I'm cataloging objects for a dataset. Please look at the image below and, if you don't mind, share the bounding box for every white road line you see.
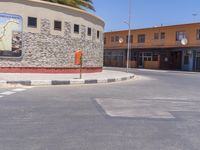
[0,95,4,98]
[0,91,16,95]
[24,87,33,89]
[137,69,168,73]
[12,88,27,92]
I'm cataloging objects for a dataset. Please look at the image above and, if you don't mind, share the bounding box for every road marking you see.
[12,88,27,92]
[96,98,200,119]
[0,95,3,98]
[0,91,16,95]
[137,69,168,73]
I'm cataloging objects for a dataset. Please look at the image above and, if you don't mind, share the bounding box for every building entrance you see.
[138,52,153,68]
[138,53,144,68]
[170,51,182,70]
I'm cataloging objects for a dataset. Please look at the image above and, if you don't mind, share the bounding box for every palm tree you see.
[42,0,95,11]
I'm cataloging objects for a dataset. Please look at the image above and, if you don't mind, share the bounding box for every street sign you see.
[75,50,82,65]
[75,49,83,79]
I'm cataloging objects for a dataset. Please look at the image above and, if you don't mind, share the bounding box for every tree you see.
[42,0,95,11]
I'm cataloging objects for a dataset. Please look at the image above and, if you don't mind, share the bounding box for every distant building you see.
[104,23,200,71]
[0,0,104,73]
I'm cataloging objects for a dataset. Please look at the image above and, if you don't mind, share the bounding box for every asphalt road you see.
[0,68,200,150]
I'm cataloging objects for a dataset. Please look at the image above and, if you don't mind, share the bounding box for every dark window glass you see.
[115,36,119,42]
[130,35,133,43]
[74,24,79,33]
[130,52,137,61]
[54,21,62,31]
[28,17,37,28]
[196,29,200,40]
[176,31,186,41]
[126,35,133,43]
[104,38,106,45]
[161,32,165,39]
[154,33,159,40]
[88,27,92,36]
[111,36,114,42]
[153,54,159,61]
[138,34,145,43]
[97,30,100,39]
[144,52,152,56]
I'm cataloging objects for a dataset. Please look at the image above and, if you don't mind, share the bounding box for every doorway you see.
[138,53,144,68]
[170,51,182,70]
[138,52,153,68]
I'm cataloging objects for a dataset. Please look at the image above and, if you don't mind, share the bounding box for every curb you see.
[0,75,135,86]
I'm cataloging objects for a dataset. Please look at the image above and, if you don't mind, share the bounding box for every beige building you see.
[104,23,200,71]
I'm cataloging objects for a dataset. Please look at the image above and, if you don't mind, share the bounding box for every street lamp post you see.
[125,0,132,73]
[192,13,198,23]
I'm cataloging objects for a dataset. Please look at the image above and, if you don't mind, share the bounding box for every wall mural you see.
[0,13,22,57]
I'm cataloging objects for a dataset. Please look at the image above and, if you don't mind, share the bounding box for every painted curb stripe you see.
[1,75,135,86]
[31,80,51,86]
[52,80,70,85]
[7,81,31,86]
[85,80,98,84]
[121,77,128,81]
[107,79,116,83]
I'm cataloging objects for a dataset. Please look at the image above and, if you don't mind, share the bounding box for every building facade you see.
[104,23,200,71]
[0,0,104,73]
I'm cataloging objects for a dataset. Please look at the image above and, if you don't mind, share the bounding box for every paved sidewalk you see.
[0,70,134,86]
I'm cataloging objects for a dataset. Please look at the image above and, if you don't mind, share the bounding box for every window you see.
[111,36,114,42]
[74,24,79,33]
[176,31,186,41]
[28,17,37,28]
[154,33,159,40]
[130,52,137,61]
[87,27,92,36]
[126,35,133,43]
[196,29,200,40]
[115,36,119,42]
[144,52,152,57]
[153,53,159,61]
[130,35,133,43]
[138,34,145,43]
[161,32,165,39]
[54,21,62,31]
[97,30,100,39]
[143,52,152,61]
[104,38,106,45]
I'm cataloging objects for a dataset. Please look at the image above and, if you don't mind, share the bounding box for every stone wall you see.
[0,18,104,68]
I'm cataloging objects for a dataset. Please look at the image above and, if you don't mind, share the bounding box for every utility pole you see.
[126,0,132,73]
[192,13,198,23]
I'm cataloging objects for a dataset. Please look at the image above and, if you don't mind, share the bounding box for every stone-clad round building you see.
[0,0,104,73]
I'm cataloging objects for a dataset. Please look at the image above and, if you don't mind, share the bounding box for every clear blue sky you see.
[89,0,200,32]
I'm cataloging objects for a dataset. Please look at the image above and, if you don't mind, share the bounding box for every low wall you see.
[144,61,160,69]
[0,67,102,73]
[129,61,137,68]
